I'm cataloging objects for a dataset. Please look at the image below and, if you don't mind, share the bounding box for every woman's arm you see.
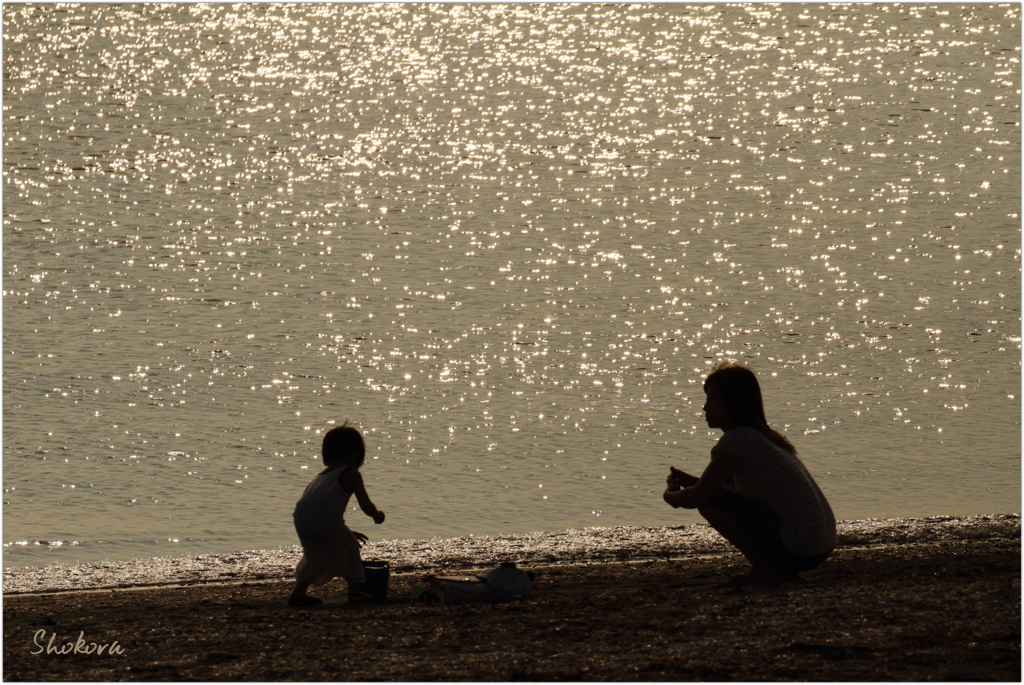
[663,452,740,509]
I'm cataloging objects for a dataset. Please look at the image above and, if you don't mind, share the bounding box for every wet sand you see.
[3,535,1019,681]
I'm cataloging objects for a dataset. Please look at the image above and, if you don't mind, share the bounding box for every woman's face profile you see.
[702,384,732,430]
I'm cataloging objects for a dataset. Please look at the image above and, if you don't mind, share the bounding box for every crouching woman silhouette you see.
[664,362,836,584]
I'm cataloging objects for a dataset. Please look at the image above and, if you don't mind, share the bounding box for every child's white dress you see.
[293,466,366,585]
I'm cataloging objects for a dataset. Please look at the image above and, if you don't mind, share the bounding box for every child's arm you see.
[340,468,386,524]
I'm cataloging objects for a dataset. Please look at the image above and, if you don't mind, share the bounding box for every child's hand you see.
[373,510,385,524]
[352,530,369,546]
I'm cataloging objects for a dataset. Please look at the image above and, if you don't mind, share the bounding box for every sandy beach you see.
[3,533,1019,682]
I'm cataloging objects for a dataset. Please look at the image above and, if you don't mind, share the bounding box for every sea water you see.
[3,3,1020,571]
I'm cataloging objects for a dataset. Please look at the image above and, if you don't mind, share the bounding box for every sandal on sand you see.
[288,596,323,607]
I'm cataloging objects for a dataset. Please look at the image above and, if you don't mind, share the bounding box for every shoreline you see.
[3,513,1019,596]
[3,534,1019,681]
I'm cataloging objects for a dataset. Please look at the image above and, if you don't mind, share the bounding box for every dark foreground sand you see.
[3,537,1019,682]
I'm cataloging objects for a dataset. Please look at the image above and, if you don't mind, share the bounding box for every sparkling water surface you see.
[3,3,1020,570]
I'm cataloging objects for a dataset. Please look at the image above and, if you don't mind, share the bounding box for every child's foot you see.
[288,595,323,608]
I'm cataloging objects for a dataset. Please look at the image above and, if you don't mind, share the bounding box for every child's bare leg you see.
[288,582,322,607]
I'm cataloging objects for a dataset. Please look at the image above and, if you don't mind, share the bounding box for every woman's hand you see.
[352,530,369,546]
[669,466,700,489]
[372,509,386,524]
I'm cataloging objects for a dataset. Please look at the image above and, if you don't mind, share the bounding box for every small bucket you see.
[359,560,390,602]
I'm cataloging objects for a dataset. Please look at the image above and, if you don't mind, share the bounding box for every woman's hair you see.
[703,361,797,454]
[322,422,366,465]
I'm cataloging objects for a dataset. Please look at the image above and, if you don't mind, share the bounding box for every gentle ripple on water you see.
[3,4,1020,568]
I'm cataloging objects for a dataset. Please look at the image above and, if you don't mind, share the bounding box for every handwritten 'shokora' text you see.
[31,630,126,656]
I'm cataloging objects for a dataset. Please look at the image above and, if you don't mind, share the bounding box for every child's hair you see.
[703,361,797,455]
[322,422,366,465]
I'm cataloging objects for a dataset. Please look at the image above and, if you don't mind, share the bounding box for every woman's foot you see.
[288,595,323,607]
